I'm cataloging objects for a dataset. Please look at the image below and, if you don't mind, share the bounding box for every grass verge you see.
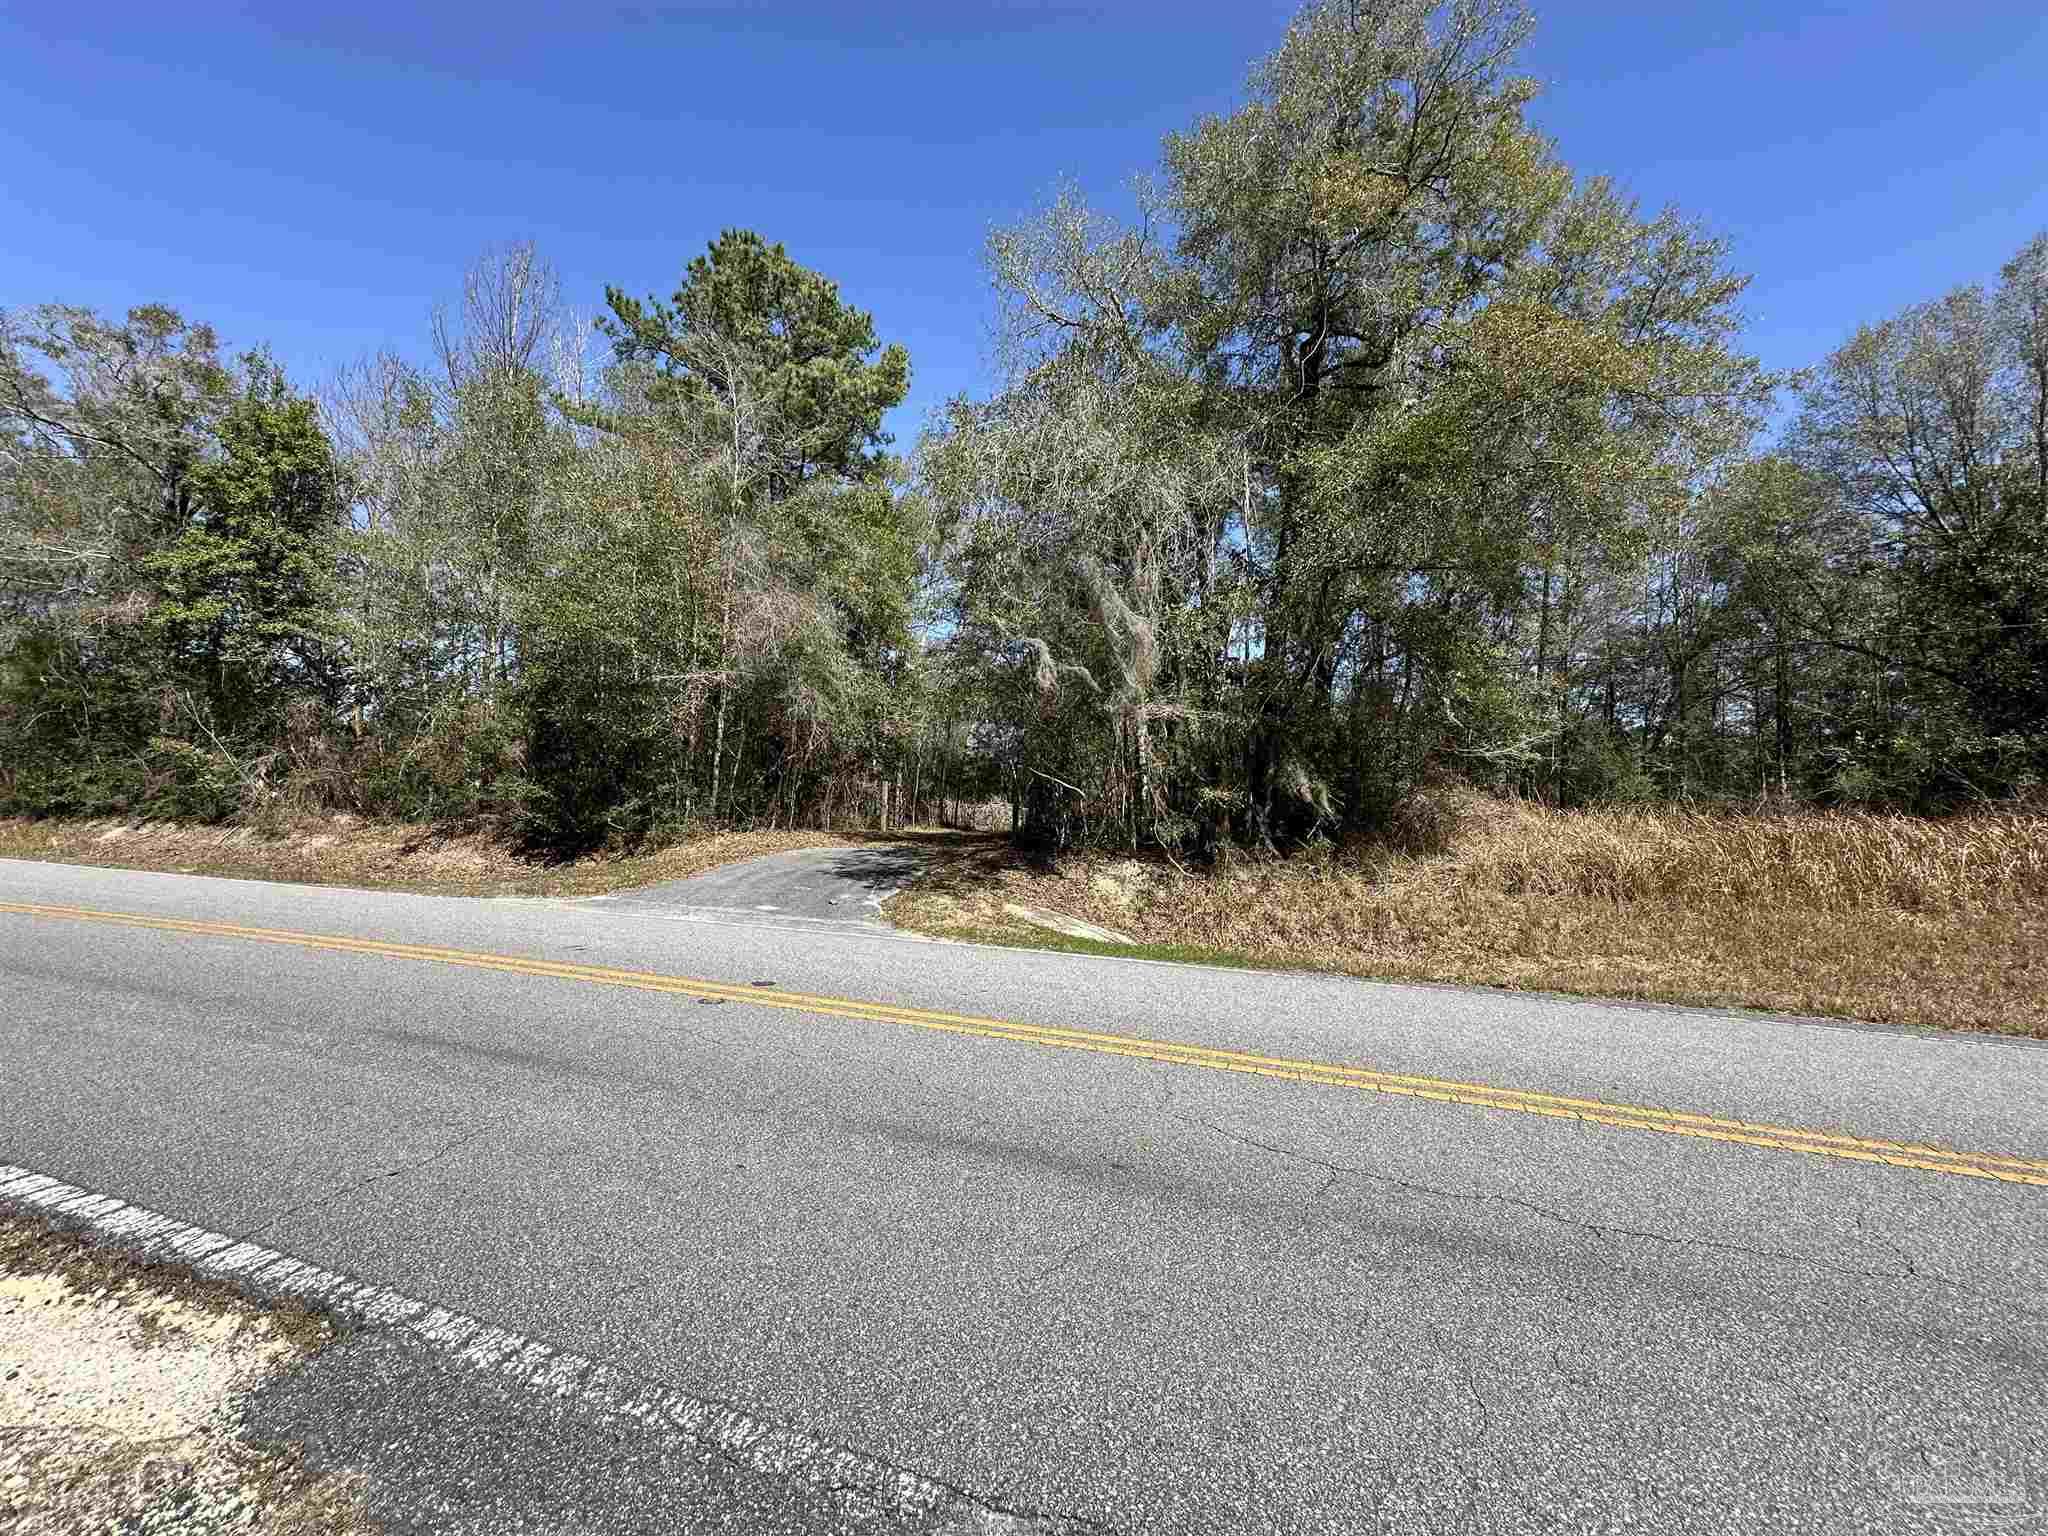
[0,814,865,899]
[8,804,2041,1037]
[886,798,2048,1038]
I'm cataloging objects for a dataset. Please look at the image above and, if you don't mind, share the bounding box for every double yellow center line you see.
[7,899,2046,1188]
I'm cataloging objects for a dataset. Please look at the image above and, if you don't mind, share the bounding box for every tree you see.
[924,0,1771,851]
[144,358,349,735]
[1,304,233,615]
[1781,230,2048,801]
[1,305,346,815]
[598,230,909,492]
[336,244,574,718]
[451,230,926,848]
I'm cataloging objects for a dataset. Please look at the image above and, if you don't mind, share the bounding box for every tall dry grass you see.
[891,795,2048,1036]
[1415,797,2048,913]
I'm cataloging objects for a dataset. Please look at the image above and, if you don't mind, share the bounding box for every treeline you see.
[2,237,964,849]
[5,0,2045,855]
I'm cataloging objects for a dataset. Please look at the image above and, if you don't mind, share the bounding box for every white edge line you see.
[0,1163,1027,1531]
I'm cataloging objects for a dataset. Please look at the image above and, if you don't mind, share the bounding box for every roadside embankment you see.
[887,797,2048,1037]
[0,815,862,900]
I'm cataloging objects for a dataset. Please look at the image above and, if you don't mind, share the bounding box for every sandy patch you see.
[0,1221,368,1534]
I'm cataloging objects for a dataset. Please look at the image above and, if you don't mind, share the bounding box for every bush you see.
[519,661,669,853]
[138,737,245,822]
[349,704,534,828]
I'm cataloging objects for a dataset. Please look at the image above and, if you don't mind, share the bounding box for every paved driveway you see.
[597,843,935,929]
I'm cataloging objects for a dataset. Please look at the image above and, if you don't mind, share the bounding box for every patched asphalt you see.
[242,1324,1074,1536]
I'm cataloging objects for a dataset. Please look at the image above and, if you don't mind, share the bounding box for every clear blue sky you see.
[7,2,2047,444]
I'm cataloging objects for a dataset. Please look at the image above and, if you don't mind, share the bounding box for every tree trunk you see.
[1773,619,1792,797]
[708,685,730,825]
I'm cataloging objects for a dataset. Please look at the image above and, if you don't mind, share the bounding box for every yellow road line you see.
[7,899,2045,1188]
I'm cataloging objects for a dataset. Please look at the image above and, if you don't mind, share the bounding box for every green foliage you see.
[519,646,666,850]
[2,309,348,820]
[487,229,927,850]
[136,736,245,821]
[142,359,348,734]
[597,229,910,484]
[3,7,2041,849]
[921,0,1773,851]
[344,704,535,826]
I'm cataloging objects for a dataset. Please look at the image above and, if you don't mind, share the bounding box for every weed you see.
[889,804,2048,1037]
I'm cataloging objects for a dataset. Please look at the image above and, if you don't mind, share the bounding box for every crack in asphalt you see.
[1018,1231,1103,1292]
[1181,1114,2045,1323]
[1416,1315,1550,1533]
[692,1001,1149,1194]
[669,1020,1151,1312]
[1855,1197,1922,1278]
[1422,1320,1491,1529]
[687,1026,2039,1337]
[239,1122,501,1243]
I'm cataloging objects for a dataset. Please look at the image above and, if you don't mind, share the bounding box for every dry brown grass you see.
[9,803,2041,1036]
[889,794,2048,1037]
[0,815,865,899]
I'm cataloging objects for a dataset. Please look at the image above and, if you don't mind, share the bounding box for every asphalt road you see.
[4,854,2046,1534]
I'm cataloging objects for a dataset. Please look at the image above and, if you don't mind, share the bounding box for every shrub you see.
[138,737,245,822]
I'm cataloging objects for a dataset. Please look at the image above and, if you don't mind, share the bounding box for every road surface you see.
[3,854,2045,1534]
[598,843,931,929]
